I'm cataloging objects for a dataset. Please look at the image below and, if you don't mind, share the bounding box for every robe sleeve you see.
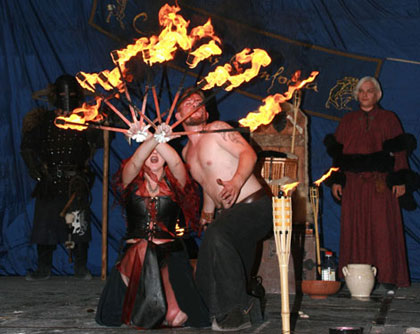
[384,111,409,172]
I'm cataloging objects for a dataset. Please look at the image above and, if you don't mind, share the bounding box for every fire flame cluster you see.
[54,97,103,130]
[55,2,319,135]
[199,48,271,91]
[77,4,222,94]
[238,71,319,131]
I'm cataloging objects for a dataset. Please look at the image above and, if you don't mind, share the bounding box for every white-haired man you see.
[325,76,413,290]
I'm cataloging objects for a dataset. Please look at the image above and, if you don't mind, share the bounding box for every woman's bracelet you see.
[200,211,214,225]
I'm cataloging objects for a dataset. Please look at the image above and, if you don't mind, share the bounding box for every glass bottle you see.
[321,251,336,281]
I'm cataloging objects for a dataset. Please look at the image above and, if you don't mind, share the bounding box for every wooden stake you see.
[104,100,132,127]
[101,125,110,280]
[152,86,162,124]
[290,90,301,154]
[165,89,181,125]
[140,86,149,127]
[310,186,322,276]
[59,192,77,217]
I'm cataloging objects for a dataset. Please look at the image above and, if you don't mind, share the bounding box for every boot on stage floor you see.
[26,244,55,281]
[74,242,92,280]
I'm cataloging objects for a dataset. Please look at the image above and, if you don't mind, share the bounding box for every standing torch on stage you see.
[272,181,299,334]
[309,185,322,276]
[312,167,340,276]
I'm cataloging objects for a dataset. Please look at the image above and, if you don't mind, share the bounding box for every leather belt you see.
[48,165,80,178]
[238,187,267,204]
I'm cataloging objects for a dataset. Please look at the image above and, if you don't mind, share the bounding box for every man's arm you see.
[392,184,406,198]
[199,191,216,233]
[211,121,257,208]
[21,109,46,181]
[332,184,342,200]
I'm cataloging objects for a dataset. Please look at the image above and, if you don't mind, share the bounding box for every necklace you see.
[146,179,159,194]
[145,173,163,195]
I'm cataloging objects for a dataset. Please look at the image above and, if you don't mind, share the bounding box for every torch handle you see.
[310,187,322,275]
[280,262,291,334]
[60,193,77,217]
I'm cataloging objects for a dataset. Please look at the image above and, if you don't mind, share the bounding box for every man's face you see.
[357,80,378,111]
[176,93,208,126]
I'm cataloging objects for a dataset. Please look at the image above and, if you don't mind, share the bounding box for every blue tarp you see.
[1,0,419,281]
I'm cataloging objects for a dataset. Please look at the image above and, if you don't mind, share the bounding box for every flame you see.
[99,69,125,90]
[314,167,340,186]
[281,181,299,197]
[54,97,103,131]
[199,48,271,91]
[114,5,222,69]
[187,40,222,68]
[175,223,185,237]
[187,19,222,68]
[78,4,222,93]
[112,4,190,69]
[238,71,319,131]
[76,69,124,92]
[190,18,221,44]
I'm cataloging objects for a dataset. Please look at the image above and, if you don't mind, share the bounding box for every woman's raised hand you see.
[127,123,151,143]
[154,123,178,143]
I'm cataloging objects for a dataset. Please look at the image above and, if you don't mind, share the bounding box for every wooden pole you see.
[165,89,181,125]
[290,90,301,154]
[152,86,162,124]
[101,126,110,280]
[310,186,322,276]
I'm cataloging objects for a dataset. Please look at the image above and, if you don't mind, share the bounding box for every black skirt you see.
[95,239,209,329]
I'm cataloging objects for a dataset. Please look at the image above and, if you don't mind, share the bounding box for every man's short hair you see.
[353,76,382,101]
[177,87,205,111]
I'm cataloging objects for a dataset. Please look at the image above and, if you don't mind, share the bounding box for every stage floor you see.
[0,276,419,334]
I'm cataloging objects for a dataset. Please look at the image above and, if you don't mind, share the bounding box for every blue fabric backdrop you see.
[1,0,419,281]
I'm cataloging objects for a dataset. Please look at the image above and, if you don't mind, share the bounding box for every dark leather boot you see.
[26,244,55,281]
[74,242,92,280]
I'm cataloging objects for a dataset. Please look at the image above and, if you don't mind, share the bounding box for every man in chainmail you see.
[21,74,102,280]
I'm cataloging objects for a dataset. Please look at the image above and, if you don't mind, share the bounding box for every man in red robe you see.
[325,76,416,289]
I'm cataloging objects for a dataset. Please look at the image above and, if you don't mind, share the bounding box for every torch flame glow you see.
[54,97,103,131]
[281,182,300,197]
[175,223,185,237]
[314,167,340,186]
[199,48,271,91]
[238,71,319,131]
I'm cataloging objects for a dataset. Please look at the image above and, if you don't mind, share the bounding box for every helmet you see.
[51,74,84,113]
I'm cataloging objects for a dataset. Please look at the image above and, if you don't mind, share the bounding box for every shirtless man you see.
[175,89,273,332]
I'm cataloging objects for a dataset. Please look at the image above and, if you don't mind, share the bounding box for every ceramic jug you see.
[342,264,377,298]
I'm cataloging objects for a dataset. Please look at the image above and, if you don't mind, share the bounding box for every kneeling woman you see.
[96,125,208,329]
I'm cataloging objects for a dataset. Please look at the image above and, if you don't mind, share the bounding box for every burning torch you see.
[272,181,299,334]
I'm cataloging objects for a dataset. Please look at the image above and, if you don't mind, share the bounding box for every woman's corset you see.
[125,195,180,239]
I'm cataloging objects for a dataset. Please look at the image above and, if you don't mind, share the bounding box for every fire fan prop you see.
[54,2,319,278]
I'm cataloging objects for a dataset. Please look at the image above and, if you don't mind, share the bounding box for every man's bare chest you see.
[185,139,218,180]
